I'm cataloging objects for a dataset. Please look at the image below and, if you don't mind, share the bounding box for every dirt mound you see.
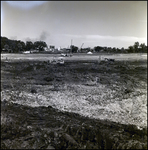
[1,101,147,149]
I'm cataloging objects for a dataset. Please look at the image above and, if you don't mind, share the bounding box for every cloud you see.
[53,34,147,48]
[85,35,146,42]
[63,34,84,38]
[6,1,46,10]
[23,33,146,49]
[58,34,146,43]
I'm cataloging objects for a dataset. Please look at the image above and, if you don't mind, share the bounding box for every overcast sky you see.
[1,1,147,49]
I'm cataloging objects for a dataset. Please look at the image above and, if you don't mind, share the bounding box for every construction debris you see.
[104,58,115,62]
[50,57,65,65]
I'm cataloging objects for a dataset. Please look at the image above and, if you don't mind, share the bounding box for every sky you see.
[1,1,147,49]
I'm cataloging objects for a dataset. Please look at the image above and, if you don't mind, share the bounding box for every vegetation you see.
[70,45,78,53]
[1,36,147,53]
[1,36,47,53]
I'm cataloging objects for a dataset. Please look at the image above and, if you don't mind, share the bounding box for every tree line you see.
[1,36,147,53]
[1,36,47,53]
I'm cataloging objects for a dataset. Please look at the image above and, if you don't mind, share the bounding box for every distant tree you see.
[1,37,9,50]
[139,43,145,49]
[128,46,134,53]
[26,41,34,51]
[103,47,108,52]
[94,46,103,52]
[133,41,139,52]
[116,48,120,53]
[86,47,91,52]
[124,48,128,53]
[70,45,78,53]
[4,44,9,50]
[121,47,125,53]
[17,43,22,52]
[21,41,26,51]
[16,40,25,51]
[2,44,10,52]
[34,41,47,51]
[107,47,112,53]
[139,43,146,53]
[112,47,117,53]
[11,40,18,53]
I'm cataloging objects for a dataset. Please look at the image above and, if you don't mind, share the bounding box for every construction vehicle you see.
[61,53,67,57]
[78,43,84,53]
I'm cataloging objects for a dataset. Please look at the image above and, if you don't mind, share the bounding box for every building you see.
[49,45,55,52]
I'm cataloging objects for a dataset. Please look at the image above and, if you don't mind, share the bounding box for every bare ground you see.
[1,56,147,149]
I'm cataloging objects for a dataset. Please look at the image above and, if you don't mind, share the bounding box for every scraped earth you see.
[1,56,147,149]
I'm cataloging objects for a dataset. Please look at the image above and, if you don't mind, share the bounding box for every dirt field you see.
[1,53,147,149]
[1,53,147,62]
